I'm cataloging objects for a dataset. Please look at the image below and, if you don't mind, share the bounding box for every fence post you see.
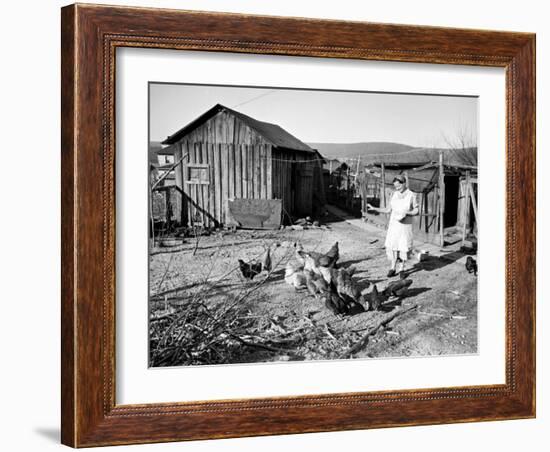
[461,170,471,245]
[438,151,445,247]
[381,162,386,208]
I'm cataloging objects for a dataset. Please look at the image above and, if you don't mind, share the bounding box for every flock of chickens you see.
[237,240,477,318]
[284,242,413,317]
[237,241,412,317]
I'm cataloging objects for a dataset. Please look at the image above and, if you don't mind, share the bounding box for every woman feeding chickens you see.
[367,175,419,278]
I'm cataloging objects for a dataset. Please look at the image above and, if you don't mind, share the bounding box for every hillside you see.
[308,142,414,159]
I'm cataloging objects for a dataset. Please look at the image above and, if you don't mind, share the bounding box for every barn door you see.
[294,161,314,216]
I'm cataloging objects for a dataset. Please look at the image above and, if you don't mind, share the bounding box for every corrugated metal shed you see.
[361,147,477,168]
[382,168,438,193]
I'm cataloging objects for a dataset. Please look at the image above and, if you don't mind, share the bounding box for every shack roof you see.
[162,104,315,153]
[361,147,477,169]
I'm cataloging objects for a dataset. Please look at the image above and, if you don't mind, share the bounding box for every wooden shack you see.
[358,147,478,246]
[161,104,326,227]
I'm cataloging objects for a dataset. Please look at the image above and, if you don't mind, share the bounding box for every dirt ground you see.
[149,214,478,365]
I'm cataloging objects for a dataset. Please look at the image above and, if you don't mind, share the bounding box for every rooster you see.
[384,279,413,298]
[465,256,477,276]
[238,259,262,280]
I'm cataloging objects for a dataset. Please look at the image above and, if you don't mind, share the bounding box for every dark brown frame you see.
[61,3,536,447]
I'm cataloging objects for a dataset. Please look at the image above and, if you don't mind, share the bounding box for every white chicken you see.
[284,261,306,289]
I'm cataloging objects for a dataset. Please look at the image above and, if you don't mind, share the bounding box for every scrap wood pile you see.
[286,216,328,231]
[150,289,418,366]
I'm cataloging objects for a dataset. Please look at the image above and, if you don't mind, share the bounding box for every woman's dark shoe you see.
[399,271,407,279]
[387,269,396,277]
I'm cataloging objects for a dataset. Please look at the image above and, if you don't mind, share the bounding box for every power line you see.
[231,90,277,109]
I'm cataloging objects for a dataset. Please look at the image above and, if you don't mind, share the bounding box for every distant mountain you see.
[309,141,477,168]
[308,142,415,159]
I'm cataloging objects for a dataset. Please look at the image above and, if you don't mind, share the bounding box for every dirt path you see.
[149,215,477,364]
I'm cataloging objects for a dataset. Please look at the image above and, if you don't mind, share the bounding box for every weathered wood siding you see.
[171,111,320,226]
[271,149,320,221]
[178,111,272,146]
[271,149,294,221]
[173,130,274,227]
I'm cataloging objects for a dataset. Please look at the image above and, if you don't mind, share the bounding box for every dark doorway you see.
[443,175,459,227]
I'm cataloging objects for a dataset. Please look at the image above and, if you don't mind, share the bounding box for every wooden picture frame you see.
[61,3,535,447]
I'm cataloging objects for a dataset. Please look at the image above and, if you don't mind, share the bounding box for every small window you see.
[185,164,210,184]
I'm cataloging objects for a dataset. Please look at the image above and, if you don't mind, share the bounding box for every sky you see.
[149,83,477,148]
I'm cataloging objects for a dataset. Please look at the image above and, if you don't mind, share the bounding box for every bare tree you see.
[439,120,478,166]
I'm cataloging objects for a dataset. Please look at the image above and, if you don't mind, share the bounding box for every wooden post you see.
[346,166,351,209]
[381,162,386,208]
[149,183,155,248]
[468,181,478,227]
[165,189,173,230]
[461,171,471,245]
[404,171,409,189]
[438,151,445,247]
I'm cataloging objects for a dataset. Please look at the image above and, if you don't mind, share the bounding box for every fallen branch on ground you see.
[339,305,418,359]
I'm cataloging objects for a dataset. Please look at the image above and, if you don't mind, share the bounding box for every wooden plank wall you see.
[181,111,272,146]
[176,142,274,227]
[271,149,294,222]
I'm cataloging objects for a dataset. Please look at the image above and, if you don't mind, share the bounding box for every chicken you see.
[368,284,386,311]
[284,262,306,289]
[238,259,262,280]
[465,256,477,276]
[262,247,272,272]
[310,271,329,293]
[298,242,340,273]
[317,265,334,285]
[384,279,413,298]
[323,292,349,317]
[346,298,366,315]
[304,270,320,298]
[359,293,370,312]
[334,267,362,304]
[322,242,339,267]
[295,243,306,266]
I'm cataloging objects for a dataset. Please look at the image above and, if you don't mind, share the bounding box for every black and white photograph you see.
[148,83,479,368]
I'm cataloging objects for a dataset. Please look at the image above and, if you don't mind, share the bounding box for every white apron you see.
[384,189,418,261]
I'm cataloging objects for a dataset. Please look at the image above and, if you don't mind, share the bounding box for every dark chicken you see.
[384,279,413,298]
[323,292,349,316]
[465,256,477,276]
[262,247,272,272]
[368,284,386,311]
[335,267,362,305]
[321,241,339,267]
[238,259,262,280]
